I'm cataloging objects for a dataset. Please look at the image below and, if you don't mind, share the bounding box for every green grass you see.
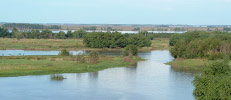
[0,38,84,50]
[139,38,170,51]
[0,38,170,51]
[167,58,231,72]
[0,55,143,77]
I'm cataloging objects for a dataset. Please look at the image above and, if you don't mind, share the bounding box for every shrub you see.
[58,49,70,56]
[123,45,138,56]
[193,59,231,100]
[170,31,231,59]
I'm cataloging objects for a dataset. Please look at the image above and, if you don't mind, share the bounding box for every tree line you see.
[170,31,231,59]
[2,23,61,30]
[0,27,87,39]
[138,31,174,40]
[83,32,151,48]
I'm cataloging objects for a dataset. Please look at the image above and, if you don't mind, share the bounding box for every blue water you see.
[0,50,194,100]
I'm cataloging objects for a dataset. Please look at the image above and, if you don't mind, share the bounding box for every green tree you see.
[66,31,73,38]
[11,27,18,38]
[0,27,10,38]
[123,45,138,56]
[193,60,231,100]
[58,49,70,56]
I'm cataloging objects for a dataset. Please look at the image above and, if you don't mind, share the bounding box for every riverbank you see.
[0,38,170,51]
[0,55,144,77]
[167,58,231,72]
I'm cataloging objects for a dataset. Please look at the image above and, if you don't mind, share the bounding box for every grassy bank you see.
[0,38,170,51]
[139,38,170,51]
[167,58,231,72]
[0,55,143,77]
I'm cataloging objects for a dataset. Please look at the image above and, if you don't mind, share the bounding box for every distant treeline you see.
[170,31,231,59]
[2,23,61,30]
[138,31,175,40]
[84,32,151,48]
[0,27,86,39]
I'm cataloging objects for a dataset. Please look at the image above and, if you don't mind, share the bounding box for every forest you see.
[83,32,151,48]
[170,31,231,59]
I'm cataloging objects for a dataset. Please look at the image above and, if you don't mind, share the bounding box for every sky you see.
[0,0,231,25]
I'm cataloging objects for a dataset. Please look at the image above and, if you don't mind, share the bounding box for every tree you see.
[55,31,66,39]
[128,34,151,47]
[66,30,73,38]
[58,49,70,56]
[73,29,87,38]
[123,45,138,56]
[0,27,10,38]
[193,59,231,100]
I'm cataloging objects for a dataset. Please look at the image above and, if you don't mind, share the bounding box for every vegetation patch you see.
[193,60,231,99]
[0,55,143,77]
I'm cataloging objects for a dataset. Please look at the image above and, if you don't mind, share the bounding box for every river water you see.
[0,50,194,100]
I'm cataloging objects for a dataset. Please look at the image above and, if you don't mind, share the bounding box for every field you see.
[0,38,84,50]
[0,55,143,77]
[0,38,170,51]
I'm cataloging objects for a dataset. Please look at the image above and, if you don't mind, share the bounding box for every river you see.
[0,50,194,100]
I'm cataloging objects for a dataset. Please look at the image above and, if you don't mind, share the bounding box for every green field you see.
[0,38,170,51]
[0,55,143,77]
[0,38,84,50]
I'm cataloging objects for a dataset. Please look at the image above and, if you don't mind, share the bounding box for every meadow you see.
[0,55,143,77]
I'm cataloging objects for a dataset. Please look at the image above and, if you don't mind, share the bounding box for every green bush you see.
[170,31,231,59]
[193,59,231,100]
[59,49,70,56]
[83,32,151,48]
[123,45,138,56]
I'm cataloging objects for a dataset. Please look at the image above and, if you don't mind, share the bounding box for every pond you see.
[0,50,194,100]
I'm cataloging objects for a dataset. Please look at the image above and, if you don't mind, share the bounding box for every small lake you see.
[0,50,194,100]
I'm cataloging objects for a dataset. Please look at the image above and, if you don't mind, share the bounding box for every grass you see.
[0,38,170,51]
[0,55,143,77]
[139,38,170,51]
[0,38,84,50]
[167,58,231,72]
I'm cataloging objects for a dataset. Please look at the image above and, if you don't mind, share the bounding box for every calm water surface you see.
[0,50,194,100]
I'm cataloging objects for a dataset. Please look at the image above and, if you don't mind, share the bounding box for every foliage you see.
[170,31,231,59]
[59,49,70,56]
[55,31,66,39]
[50,75,66,81]
[83,32,151,48]
[123,45,138,56]
[193,60,231,100]
[3,23,60,30]
[73,29,87,38]
[0,27,10,38]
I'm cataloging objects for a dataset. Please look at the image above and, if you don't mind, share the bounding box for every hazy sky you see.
[1,0,230,25]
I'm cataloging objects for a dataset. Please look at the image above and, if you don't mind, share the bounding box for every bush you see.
[170,31,231,59]
[83,32,151,48]
[193,59,231,100]
[123,45,138,56]
[59,49,70,56]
